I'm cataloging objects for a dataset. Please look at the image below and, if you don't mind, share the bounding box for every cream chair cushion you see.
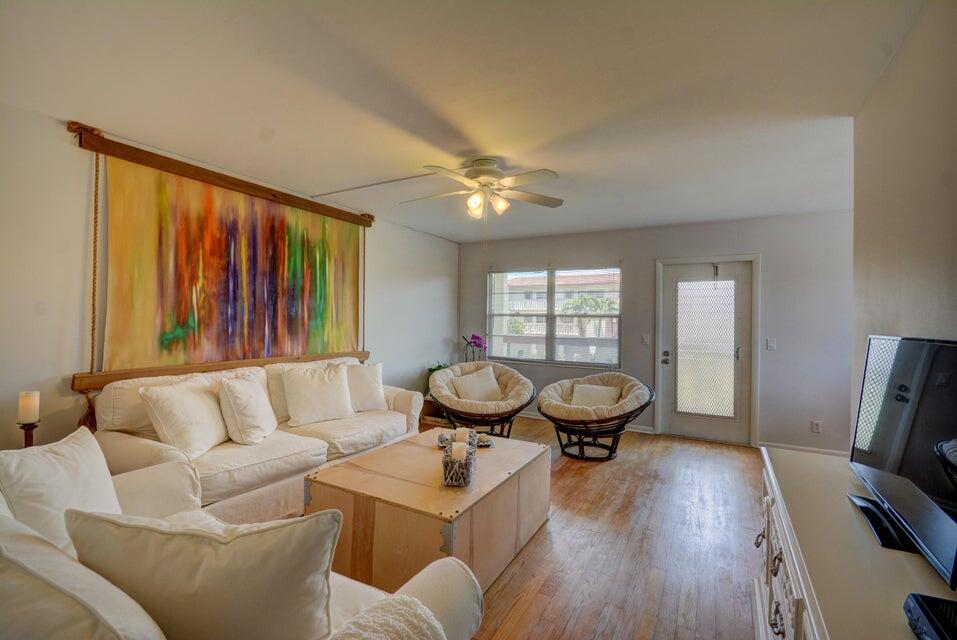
[219,374,277,444]
[96,366,266,438]
[265,357,361,423]
[538,372,652,422]
[570,384,620,408]
[347,363,388,412]
[0,428,121,555]
[430,361,533,415]
[0,515,164,640]
[66,509,342,640]
[139,375,229,459]
[451,366,503,402]
[193,430,328,505]
[285,410,407,460]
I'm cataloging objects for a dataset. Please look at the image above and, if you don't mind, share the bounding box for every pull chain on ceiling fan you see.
[400,158,563,219]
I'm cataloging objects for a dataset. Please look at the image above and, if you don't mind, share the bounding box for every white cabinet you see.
[754,447,956,640]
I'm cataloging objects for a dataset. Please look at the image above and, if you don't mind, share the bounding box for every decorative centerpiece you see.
[437,427,479,449]
[442,439,477,487]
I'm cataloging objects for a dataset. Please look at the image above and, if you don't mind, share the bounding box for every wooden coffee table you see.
[304,428,550,592]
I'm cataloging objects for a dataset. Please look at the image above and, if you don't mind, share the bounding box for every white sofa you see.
[0,446,483,640]
[92,357,423,523]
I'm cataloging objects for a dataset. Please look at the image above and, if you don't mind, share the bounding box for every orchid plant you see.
[462,333,488,362]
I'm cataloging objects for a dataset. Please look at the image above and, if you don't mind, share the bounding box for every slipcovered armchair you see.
[429,362,535,438]
[538,372,654,460]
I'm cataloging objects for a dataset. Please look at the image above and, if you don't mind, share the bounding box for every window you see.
[487,267,621,365]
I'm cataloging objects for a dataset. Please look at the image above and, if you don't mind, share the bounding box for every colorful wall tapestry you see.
[103,157,361,370]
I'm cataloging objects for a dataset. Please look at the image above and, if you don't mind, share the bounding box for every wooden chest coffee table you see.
[304,429,551,592]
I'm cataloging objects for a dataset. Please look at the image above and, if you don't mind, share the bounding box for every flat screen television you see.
[851,336,957,588]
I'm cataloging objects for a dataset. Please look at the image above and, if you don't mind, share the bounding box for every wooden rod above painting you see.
[71,350,371,393]
[70,123,374,228]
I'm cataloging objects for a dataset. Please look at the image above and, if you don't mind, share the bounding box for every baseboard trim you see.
[625,425,654,434]
[757,440,849,457]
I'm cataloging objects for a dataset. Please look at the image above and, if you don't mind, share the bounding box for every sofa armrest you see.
[95,430,189,476]
[112,460,202,518]
[395,558,483,640]
[383,386,424,434]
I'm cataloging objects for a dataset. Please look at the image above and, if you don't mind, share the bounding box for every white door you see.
[658,261,752,444]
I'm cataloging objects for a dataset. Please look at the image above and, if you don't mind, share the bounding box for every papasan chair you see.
[429,361,536,438]
[538,372,654,460]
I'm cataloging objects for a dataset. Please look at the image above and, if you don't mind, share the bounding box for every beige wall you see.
[460,211,854,452]
[0,101,458,449]
[365,221,458,393]
[853,1,957,426]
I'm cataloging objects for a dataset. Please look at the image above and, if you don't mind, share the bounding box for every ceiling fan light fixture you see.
[466,190,485,219]
[490,194,510,215]
[466,191,484,210]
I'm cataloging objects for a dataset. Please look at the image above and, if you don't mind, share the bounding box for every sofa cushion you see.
[193,431,328,504]
[347,363,388,412]
[219,375,278,444]
[285,410,407,460]
[0,428,121,556]
[140,375,229,459]
[329,571,387,632]
[66,509,342,640]
[0,515,164,640]
[284,364,354,426]
[265,357,360,424]
[96,366,267,439]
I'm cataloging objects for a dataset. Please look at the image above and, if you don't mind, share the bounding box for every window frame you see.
[486,267,622,368]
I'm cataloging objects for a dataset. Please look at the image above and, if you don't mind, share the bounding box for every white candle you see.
[18,391,39,424]
[451,442,468,461]
[454,427,471,443]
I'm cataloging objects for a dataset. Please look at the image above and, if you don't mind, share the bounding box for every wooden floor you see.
[476,417,763,640]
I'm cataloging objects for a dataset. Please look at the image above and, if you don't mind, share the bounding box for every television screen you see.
[852,336,957,517]
[851,336,957,587]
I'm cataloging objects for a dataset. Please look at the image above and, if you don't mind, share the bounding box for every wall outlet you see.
[810,420,822,434]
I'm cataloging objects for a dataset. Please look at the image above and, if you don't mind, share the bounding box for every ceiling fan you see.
[401,158,563,219]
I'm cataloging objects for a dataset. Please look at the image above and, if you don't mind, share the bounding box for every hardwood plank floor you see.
[476,417,763,640]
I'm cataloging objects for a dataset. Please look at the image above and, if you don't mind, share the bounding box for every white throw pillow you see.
[0,428,121,556]
[283,364,354,426]
[139,375,228,459]
[451,366,503,402]
[346,363,388,412]
[219,375,278,444]
[66,509,342,640]
[570,384,620,408]
[265,358,361,423]
[0,514,165,640]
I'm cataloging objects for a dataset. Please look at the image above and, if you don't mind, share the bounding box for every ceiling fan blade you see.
[400,189,471,204]
[423,165,480,188]
[500,189,564,208]
[498,169,558,189]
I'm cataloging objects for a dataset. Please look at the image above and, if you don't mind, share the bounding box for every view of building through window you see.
[487,268,621,365]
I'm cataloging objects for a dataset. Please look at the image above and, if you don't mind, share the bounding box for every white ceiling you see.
[0,1,922,242]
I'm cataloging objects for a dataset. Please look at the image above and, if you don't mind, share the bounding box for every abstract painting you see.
[103,157,360,370]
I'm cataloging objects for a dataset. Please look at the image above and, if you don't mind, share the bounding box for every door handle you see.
[735,346,741,362]
[661,358,670,365]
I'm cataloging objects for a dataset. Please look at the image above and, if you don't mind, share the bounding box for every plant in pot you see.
[425,362,450,394]
[462,334,488,362]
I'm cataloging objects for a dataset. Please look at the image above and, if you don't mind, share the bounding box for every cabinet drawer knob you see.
[754,529,766,548]
[771,550,784,577]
